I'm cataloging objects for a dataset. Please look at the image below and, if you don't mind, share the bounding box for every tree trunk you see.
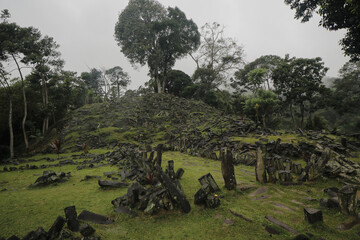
[289,103,296,129]
[117,83,120,101]
[9,97,14,158]
[300,102,305,129]
[262,114,266,128]
[12,54,28,150]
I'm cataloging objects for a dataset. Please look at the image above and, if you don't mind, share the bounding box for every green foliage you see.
[244,89,280,127]
[114,0,200,93]
[331,61,360,114]
[233,55,282,93]
[284,0,360,61]
[311,114,329,131]
[105,66,131,100]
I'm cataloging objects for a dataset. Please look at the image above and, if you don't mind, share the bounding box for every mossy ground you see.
[1,146,359,240]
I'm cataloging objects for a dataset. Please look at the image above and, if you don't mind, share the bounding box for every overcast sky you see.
[2,0,349,89]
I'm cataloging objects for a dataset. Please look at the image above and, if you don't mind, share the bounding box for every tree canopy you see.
[284,0,360,61]
[114,0,200,93]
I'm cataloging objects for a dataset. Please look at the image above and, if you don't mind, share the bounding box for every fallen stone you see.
[78,210,113,225]
[206,195,220,208]
[22,227,48,240]
[98,180,129,188]
[114,206,138,218]
[48,216,65,239]
[79,223,95,237]
[229,209,253,222]
[223,219,234,225]
[64,206,80,232]
[249,186,268,197]
[265,225,280,235]
[265,215,299,235]
[292,234,310,240]
[304,208,323,224]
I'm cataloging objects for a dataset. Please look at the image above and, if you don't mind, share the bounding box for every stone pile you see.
[111,145,191,215]
[2,206,103,240]
[30,170,71,187]
[194,173,221,208]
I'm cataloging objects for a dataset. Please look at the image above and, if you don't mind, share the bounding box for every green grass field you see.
[0,148,359,240]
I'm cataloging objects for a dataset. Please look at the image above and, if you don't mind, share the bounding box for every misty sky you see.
[2,0,349,89]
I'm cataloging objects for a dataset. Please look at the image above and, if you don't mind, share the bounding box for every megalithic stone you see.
[48,216,65,239]
[156,166,191,213]
[198,173,220,192]
[155,144,163,167]
[338,185,358,215]
[165,160,175,180]
[266,166,277,183]
[220,147,237,190]
[304,208,323,224]
[255,144,267,183]
[64,206,80,232]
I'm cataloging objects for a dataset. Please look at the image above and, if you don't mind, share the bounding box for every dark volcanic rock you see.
[78,210,113,225]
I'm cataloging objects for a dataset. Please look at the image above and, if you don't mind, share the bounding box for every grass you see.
[0,147,359,239]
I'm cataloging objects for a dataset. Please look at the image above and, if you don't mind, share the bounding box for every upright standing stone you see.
[338,185,358,215]
[304,208,323,224]
[255,144,267,183]
[220,147,237,190]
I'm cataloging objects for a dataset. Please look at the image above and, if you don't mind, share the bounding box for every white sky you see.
[2,0,349,89]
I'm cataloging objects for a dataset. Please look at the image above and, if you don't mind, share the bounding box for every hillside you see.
[56,93,255,152]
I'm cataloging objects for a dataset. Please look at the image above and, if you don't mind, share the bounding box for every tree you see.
[26,35,64,135]
[81,68,103,104]
[0,69,14,158]
[105,66,130,100]
[233,55,282,93]
[244,89,280,128]
[0,12,42,149]
[272,56,328,128]
[114,0,200,93]
[284,0,360,61]
[332,61,360,114]
[190,22,244,88]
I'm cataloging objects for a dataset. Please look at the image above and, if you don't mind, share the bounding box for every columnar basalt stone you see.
[79,223,95,237]
[338,185,358,215]
[48,216,65,239]
[206,195,220,208]
[292,163,302,174]
[255,144,267,183]
[266,166,277,183]
[175,168,184,179]
[304,208,323,224]
[64,206,80,232]
[278,170,292,183]
[198,173,220,192]
[98,180,130,188]
[165,160,175,180]
[220,147,237,190]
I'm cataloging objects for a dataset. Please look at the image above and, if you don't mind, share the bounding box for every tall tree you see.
[191,22,244,88]
[233,55,282,93]
[284,0,360,61]
[114,0,200,93]
[105,66,130,100]
[272,56,328,128]
[26,36,64,135]
[0,69,14,158]
[0,11,42,150]
[332,61,360,114]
